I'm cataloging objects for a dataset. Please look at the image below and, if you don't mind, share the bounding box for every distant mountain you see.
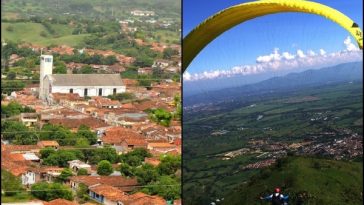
[222,156,363,205]
[184,61,363,106]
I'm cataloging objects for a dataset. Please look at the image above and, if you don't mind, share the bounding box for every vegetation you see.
[31,182,74,201]
[149,108,173,127]
[1,101,35,117]
[1,169,24,196]
[183,82,363,204]
[223,157,363,205]
[97,160,113,176]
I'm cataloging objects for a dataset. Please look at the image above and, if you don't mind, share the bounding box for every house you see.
[130,10,155,16]
[43,199,78,205]
[40,167,64,182]
[88,184,128,205]
[20,113,38,127]
[147,142,177,153]
[144,157,161,166]
[137,67,153,75]
[152,59,171,69]
[121,138,147,152]
[69,176,138,192]
[68,160,92,173]
[22,152,40,162]
[37,140,59,150]
[125,192,166,205]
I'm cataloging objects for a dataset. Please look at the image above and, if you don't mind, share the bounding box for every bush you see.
[97,160,113,176]
[31,182,73,201]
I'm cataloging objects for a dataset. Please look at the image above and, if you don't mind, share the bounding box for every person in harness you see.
[260,187,289,205]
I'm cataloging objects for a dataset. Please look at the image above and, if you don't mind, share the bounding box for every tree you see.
[134,164,159,185]
[77,168,88,176]
[57,168,73,183]
[76,125,97,145]
[149,108,173,127]
[120,163,135,177]
[6,71,16,80]
[107,92,135,102]
[79,65,94,74]
[1,169,23,196]
[1,121,37,144]
[87,147,118,164]
[40,147,56,159]
[163,47,178,59]
[53,63,67,74]
[142,176,180,200]
[31,182,73,201]
[76,183,90,203]
[157,155,181,176]
[97,160,113,176]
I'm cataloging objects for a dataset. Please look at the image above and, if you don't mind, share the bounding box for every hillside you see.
[223,156,363,205]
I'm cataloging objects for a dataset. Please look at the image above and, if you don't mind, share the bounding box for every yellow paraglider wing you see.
[183,0,363,73]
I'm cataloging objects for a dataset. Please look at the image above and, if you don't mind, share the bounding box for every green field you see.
[1,22,89,46]
[224,157,363,205]
[183,82,363,205]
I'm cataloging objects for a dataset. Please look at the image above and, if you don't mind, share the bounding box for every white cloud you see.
[319,49,326,56]
[344,36,359,52]
[296,49,306,58]
[184,37,363,81]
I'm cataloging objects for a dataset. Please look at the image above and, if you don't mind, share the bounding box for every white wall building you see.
[39,55,126,103]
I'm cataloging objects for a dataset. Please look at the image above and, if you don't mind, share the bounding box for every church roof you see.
[49,74,124,86]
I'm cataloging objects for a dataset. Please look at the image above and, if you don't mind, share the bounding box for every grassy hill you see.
[1,22,89,46]
[223,156,363,205]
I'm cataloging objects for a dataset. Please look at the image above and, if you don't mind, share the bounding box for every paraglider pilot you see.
[260,187,289,205]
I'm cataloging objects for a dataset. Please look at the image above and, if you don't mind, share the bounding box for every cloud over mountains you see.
[184,37,362,81]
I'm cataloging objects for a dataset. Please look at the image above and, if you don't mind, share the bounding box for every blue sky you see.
[183,0,363,79]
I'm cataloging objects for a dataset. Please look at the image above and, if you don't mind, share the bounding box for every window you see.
[113,88,117,95]
[69,89,73,93]
[84,89,88,96]
[45,58,52,63]
[98,88,102,96]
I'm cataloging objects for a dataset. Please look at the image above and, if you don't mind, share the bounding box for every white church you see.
[39,55,126,102]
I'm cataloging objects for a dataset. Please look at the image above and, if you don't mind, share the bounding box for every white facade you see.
[39,55,53,100]
[21,171,36,185]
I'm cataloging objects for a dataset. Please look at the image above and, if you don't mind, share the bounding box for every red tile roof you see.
[44,199,79,205]
[89,184,128,202]
[125,192,166,205]
[70,176,138,192]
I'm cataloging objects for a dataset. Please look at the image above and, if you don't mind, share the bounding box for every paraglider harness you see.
[261,193,289,205]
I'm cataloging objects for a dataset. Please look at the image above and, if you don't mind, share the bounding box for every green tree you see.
[163,47,178,59]
[142,176,180,200]
[1,121,37,144]
[6,71,16,80]
[80,65,94,74]
[134,164,159,185]
[77,168,88,176]
[157,155,181,176]
[57,168,73,183]
[40,147,56,159]
[97,160,113,176]
[6,25,14,32]
[76,125,97,145]
[76,183,90,203]
[53,62,67,74]
[120,163,135,177]
[1,169,24,196]
[31,182,73,201]
[149,108,173,127]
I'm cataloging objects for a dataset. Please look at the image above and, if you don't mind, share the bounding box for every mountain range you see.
[184,61,363,106]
